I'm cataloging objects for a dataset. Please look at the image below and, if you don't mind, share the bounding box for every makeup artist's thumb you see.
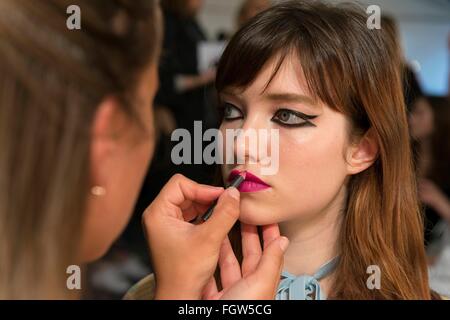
[200,187,240,241]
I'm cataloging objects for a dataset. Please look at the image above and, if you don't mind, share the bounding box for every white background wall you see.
[198,0,450,95]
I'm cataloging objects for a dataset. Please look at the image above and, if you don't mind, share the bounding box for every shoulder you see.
[123,273,156,300]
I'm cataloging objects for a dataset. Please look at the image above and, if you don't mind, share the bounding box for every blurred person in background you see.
[381,16,424,113]
[381,15,449,252]
[157,0,215,132]
[427,36,450,295]
[410,96,450,259]
[237,0,271,29]
[217,0,271,40]
[154,0,216,185]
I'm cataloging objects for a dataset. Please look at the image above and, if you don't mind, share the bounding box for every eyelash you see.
[221,103,243,121]
[221,103,318,128]
[272,108,318,127]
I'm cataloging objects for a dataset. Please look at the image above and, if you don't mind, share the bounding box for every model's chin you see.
[238,201,280,226]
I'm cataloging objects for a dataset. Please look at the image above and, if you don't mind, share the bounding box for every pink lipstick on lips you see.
[228,169,271,193]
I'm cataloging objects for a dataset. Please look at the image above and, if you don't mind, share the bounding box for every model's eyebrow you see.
[264,93,317,106]
[219,91,245,104]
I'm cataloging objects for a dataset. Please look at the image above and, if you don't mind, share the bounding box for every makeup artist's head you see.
[0,0,161,298]
[216,1,431,299]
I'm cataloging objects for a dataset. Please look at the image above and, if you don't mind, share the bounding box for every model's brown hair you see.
[216,1,432,299]
[0,0,161,298]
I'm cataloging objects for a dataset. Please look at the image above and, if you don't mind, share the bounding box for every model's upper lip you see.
[228,169,270,187]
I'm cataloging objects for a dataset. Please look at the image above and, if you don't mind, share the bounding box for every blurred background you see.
[83,0,450,299]
[199,0,450,97]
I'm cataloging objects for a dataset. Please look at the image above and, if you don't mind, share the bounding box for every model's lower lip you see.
[237,181,271,193]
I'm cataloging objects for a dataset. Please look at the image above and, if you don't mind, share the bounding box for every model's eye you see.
[223,103,243,121]
[273,110,301,124]
[272,108,317,127]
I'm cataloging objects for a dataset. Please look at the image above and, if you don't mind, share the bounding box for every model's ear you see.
[346,128,379,175]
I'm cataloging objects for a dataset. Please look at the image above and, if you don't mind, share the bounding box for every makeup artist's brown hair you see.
[0,0,161,298]
[216,1,433,299]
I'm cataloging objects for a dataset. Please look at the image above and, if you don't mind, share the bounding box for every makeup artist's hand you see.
[202,223,289,300]
[142,174,239,299]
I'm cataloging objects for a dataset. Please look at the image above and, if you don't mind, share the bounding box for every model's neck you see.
[279,187,345,277]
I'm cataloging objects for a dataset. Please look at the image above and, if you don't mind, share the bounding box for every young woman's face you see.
[220,55,353,225]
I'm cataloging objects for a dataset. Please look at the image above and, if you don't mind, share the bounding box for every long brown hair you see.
[216,1,432,299]
[0,0,160,298]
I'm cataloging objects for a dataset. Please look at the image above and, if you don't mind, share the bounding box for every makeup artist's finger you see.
[199,187,240,241]
[181,202,211,222]
[261,224,281,249]
[241,223,262,277]
[157,174,224,209]
[202,277,219,300]
[219,237,242,288]
[253,237,288,285]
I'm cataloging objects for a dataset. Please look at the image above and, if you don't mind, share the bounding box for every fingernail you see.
[227,187,240,200]
[279,237,289,252]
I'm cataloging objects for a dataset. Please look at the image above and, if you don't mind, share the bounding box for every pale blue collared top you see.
[276,257,339,300]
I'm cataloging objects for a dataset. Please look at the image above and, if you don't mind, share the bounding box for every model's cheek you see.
[276,123,348,192]
[279,133,309,158]
[271,131,317,211]
[277,128,317,175]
